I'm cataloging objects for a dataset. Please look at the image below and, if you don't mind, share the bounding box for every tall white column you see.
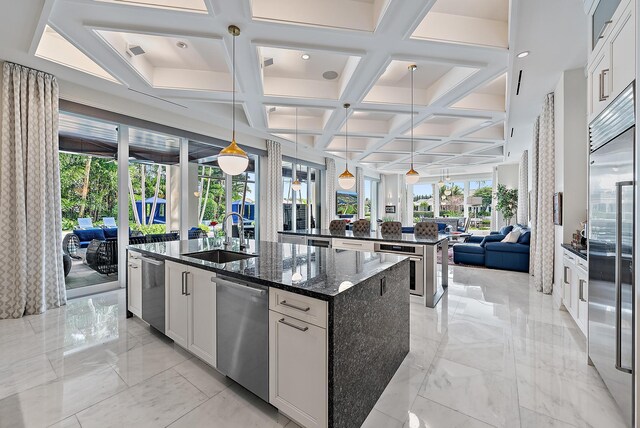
[179,138,189,238]
[463,180,470,218]
[117,125,129,288]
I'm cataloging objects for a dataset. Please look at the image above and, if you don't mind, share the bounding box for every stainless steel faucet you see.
[222,212,247,250]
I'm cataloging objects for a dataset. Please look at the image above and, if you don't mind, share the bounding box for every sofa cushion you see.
[103,227,118,239]
[498,225,514,235]
[452,243,485,254]
[517,230,531,245]
[484,242,530,254]
[501,229,521,243]
[437,223,447,232]
[480,234,506,247]
[74,228,106,242]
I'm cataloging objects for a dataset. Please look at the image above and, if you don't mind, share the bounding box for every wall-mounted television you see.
[336,191,357,215]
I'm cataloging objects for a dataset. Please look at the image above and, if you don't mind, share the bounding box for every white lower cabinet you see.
[165,261,216,366]
[269,290,328,428]
[331,238,374,252]
[562,250,588,335]
[127,252,142,317]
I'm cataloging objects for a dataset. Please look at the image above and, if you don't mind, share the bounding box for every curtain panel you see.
[324,158,336,228]
[531,94,555,294]
[264,140,283,242]
[356,167,364,219]
[0,62,66,318]
[517,150,529,225]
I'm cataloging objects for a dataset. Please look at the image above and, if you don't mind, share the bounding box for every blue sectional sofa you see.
[453,225,531,272]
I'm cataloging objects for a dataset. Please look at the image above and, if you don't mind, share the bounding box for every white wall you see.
[553,68,588,308]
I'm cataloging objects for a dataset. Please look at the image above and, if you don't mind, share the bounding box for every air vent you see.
[263,57,274,68]
[126,44,145,57]
[322,71,339,80]
[515,70,523,95]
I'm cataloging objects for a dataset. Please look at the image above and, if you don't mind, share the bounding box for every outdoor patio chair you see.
[102,217,117,228]
[77,218,94,229]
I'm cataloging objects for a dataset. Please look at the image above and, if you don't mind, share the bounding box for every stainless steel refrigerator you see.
[588,83,635,427]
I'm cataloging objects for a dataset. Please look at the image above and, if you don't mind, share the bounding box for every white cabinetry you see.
[587,0,635,121]
[562,250,588,335]
[165,261,216,366]
[127,251,142,317]
[269,289,328,428]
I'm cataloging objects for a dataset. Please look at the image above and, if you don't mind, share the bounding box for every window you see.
[412,183,434,223]
[231,156,258,239]
[283,160,322,231]
[440,181,464,217]
[468,180,493,230]
[364,178,379,221]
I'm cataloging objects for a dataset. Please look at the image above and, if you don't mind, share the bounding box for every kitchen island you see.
[127,238,409,428]
[279,228,449,307]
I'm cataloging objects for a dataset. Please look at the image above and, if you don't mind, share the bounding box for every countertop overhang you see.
[279,228,448,245]
[128,238,407,300]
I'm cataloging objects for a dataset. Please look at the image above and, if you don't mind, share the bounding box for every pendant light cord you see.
[295,107,298,180]
[410,66,414,169]
[232,30,236,140]
[345,105,349,172]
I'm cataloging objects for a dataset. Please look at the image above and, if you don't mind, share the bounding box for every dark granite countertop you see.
[561,243,587,260]
[279,228,447,245]
[128,238,407,301]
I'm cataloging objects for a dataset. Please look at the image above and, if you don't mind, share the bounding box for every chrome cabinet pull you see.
[579,279,586,302]
[597,20,613,40]
[563,266,570,284]
[601,68,610,101]
[129,264,138,269]
[599,70,605,101]
[280,300,310,312]
[279,318,309,332]
[184,272,191,296]
[181,271,186,295]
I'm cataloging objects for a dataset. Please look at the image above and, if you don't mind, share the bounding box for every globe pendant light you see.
[338,103,356,190]
[405,64,419,185]
[218,25,249,176]
[291,107,302,191]
[445,168,451,181]
[437,170,444,188]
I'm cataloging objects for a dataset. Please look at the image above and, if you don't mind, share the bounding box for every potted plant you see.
[494,184,518,225]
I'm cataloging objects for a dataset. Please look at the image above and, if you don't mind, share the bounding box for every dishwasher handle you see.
[214,276,268,296]
[139,256,164,266]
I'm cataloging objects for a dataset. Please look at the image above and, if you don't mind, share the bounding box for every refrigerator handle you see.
[615,181,634,374]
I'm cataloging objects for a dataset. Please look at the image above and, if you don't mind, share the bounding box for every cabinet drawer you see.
[269,288,327,329]
[332,238,374,252]
[279,234,307,245]
[576,256,588,272]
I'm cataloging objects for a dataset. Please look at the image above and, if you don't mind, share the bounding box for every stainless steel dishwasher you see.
[215,275,269,402]
[140,255,165,334]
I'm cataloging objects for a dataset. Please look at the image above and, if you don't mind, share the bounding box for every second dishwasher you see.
[215,275,269,402]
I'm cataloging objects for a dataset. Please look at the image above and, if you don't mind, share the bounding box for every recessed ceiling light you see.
[323,70,339,80]
[517,51,529,58]
[176,41,188,49]
[301,53,310,60]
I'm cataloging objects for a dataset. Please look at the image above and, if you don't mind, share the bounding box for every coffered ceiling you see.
[21,0,512,178]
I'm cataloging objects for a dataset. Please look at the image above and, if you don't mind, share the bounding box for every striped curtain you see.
[531,94,555,293]
[0,62,66,318]
[517,150,529,225]
[264,140,282,242]
[324,158,336,228]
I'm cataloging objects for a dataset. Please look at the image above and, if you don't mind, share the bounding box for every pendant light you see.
[405,64,419,185]
[437,170,444,188]
[338,103,356,190]
[218,25,249,176]
[445,168,451,181]
[291,107,302,191]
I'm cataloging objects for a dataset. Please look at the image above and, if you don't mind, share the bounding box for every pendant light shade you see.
[405,64,419,184]
[338,103,355,190]
[219,25,249,176]
[291,106,302,191]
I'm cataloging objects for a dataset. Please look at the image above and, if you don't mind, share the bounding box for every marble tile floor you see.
[0,266,628,428]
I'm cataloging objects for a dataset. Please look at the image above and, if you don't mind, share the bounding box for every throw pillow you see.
[501,229,521,243]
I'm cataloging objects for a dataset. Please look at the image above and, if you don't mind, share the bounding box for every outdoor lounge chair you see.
[102,217,117,228]
[77,217,94,229]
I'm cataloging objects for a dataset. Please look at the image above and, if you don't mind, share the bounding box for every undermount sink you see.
[183,249,257,264]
